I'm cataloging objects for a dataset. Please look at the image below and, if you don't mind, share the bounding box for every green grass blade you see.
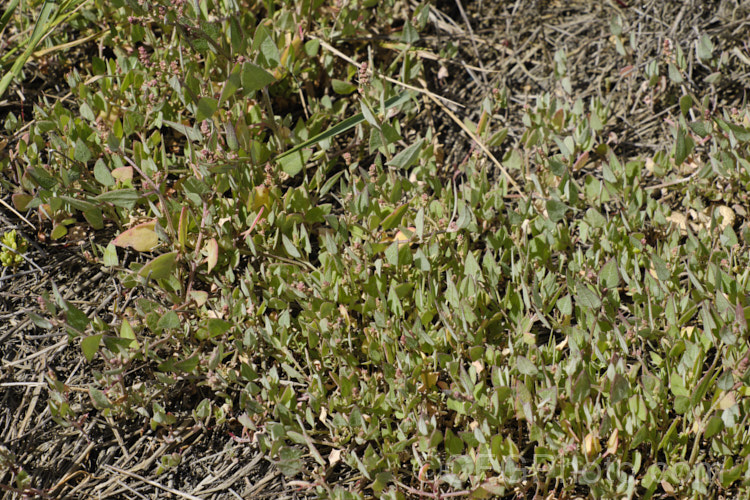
[0,0,22,68]
[0,0,89,99]
[0,0,20,35]
[0,0,58,98]
[274,91,414,163]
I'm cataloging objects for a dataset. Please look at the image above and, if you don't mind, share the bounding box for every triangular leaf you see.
[74,139,92,163]
[81,334,102,362]
[195,97,218,122]
[610,374,629,404]
[387,138,424,169]
[576,283,601,310]
[138,251,178,280]
[241,61,276,93]
[599,258,620,289]
[381,204,408,231]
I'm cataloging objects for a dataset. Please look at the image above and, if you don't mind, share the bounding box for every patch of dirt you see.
[421,0,750,175]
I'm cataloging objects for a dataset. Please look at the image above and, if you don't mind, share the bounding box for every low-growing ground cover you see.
[1,0,750,498]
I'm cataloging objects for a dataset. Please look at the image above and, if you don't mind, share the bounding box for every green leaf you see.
[674,126,687,166]
[219,65,242,105]
[91,57,105,76]
[93,159,115,186]
[50,224,67,240]
[360,101,379,128]
[679,95,692,116]
[674,395,691,414]
[372,472,393,494]
[162,120,204,141]
[572,370,591,403]
[183,176,210,197]
[256,28,280,68]
[650,253,670,281]
[79,102,95,121]
[332,79,357,94]
[667,63,682,83]
[545,199,569,222]
[381,122,401,145]
[93,189,140,209]
[610,373,629,404]
[120,318,139,348]
[576,283,601,310]
[304,38,319,56]
[721,225,738,248]
[716,118,750,142]
[29,312,53,330]
[414,248,430,271]
[381,204,408,231]
[720,463,742,488]
[138,251,178,280]
[224,121,238,151]
[241,61,276,93]
[157,311,180,331]
[320,171,344,197]
[599,258,620,289]
[278,149,311,177]
[387,138,424,170]
[689,120,710,138]
[65,303,90,333]
[401,22,419,43]
[74,138,92,163]
[445,428,464,455]
[173,355,200,373]
[464,251,480,279]
[696,35,713,61]
[415,208,425,239]
[282,234,301,258]
[516,356,538,376]
[207,318,232,338]
[81,334,102,362]
[195,97,218,122]
[691,370,717,407]
[194,399,211,419]
[557,294,572,315]
[58,195,96,213]
[83,208,103,230]
[89,387,112,409]
[657,417,681,450]
[488,128,509,147]
[704,415,723,438]
[277,446,304,477]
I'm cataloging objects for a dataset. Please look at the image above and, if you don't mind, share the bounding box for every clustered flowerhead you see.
[200,120,211,136]
[264,162,275,188]
[1,230,28,268]
[199,148,218,163]
[138,45,152,67]
[662,39,675,64]
[358,62,370,91]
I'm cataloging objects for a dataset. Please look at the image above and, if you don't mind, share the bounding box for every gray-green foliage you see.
[3,0,750,498]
